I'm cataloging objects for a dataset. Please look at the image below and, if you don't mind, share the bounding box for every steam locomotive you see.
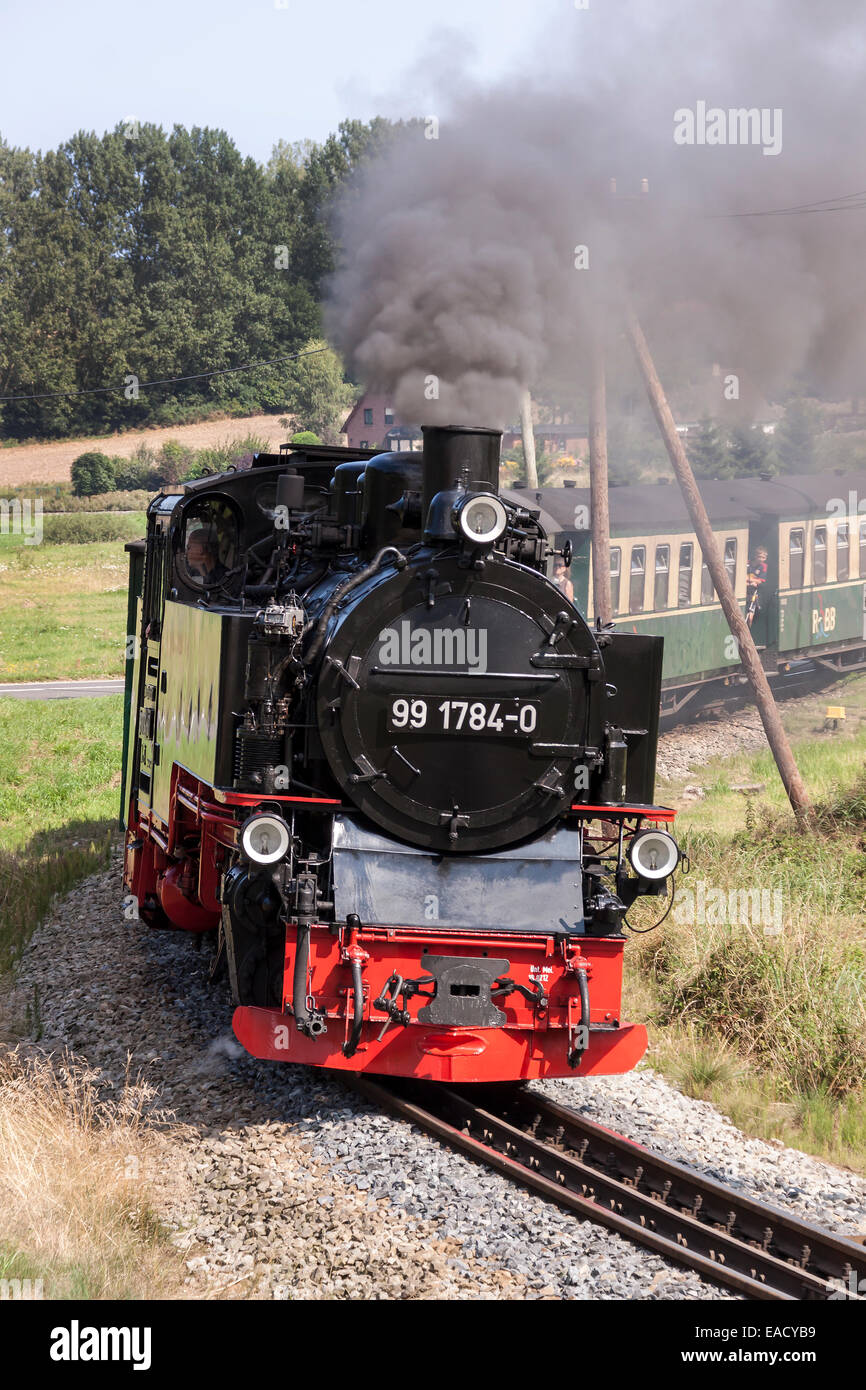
[121,425,680,1081]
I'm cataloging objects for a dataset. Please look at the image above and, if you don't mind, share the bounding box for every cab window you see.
[654,545,670,611]
[860,520,866,579]
[181,498,239,589]
[789,529,805,588]
[678,543,693,607]
[629,546,646,614]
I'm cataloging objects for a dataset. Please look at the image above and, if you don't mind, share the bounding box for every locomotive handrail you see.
[366,667,560,681]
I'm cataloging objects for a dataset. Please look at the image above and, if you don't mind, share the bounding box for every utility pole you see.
[519,388,539,489]
[625,303,813,824]
[588,335,612,624]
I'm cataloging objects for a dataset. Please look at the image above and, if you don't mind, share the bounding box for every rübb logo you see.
[813,606,836,636]
[377,621,488,673]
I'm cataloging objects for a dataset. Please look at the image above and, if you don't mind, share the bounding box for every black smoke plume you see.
[327,0,866,426]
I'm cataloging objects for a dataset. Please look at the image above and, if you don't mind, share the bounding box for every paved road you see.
[0,678,125,700]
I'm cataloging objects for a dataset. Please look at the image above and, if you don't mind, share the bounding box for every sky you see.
[0,0,561,162]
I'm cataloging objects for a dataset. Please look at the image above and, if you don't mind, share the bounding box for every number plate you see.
[387,698,539,736]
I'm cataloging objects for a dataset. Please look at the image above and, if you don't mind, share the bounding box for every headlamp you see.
[240,813,290,866]
[628,829,680,881]
[453,493,508,546]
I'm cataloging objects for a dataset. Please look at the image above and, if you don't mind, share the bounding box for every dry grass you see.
[627,718,866,1170]
[0,1049,190,1299]
[633,845,866,1098]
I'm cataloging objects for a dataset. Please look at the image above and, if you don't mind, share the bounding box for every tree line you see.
[686,400,822,479]
[0,118,408,440]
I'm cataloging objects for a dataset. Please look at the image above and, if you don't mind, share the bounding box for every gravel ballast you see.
[8,857,866,1300]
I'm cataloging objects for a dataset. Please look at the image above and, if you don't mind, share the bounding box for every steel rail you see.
[352,1076,866,1302]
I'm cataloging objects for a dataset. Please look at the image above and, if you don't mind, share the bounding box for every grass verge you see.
[0,697,123,973]
[0,698,195,1299]
[0,1050,189,1299]
[0,541,134,681]
[633,695,866,1172]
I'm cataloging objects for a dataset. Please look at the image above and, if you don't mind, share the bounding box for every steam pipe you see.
[568,967,591,1070]
[292,924,312,1031]
[343,955,365,1059]
[302,546,407,667]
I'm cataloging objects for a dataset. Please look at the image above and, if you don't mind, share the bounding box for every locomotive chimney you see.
[421,425,502,523]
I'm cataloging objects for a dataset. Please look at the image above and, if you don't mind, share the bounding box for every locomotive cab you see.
[123,425,678,1082]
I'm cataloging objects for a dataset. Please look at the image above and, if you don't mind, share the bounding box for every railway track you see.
[659,662,860,730]
[353,1076,866,1301]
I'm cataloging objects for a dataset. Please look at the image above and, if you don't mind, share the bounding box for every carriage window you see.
[837,523,850,582]
[724,538,737,590]
[678,543,693,607]
[629,546,646,614]
[813,526,827,585]
[860,520,866,579]
[654,545,670,611]
[701,560,715,605]
[789,529,805,588]
[610,547,621,615]
[182,498,238,589]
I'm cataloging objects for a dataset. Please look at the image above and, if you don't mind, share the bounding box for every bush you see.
[817,769,866,828]
[41,513,147,545]
[650,931,866,1098]
[112,457,161,491]
[70,452,117,497]
[180,433,270,481]
[291,430,322,446]
[73,490,154,513]
[155,440,194,485]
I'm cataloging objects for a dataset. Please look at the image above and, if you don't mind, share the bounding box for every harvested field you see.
[0,414,292,487]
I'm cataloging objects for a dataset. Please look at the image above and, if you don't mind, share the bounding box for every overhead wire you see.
[0,345,329,404]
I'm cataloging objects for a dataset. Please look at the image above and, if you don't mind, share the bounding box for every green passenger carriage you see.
[505,472,866,717]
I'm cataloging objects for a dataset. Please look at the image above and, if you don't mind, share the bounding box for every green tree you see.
[502,441,559,486]
[290,430,322,446]
[281,118,422,298]
[775,399,818,473]
[604,415,659,485]
[266,138,318,180]
[727,425,776,477]
[0,116,422,443]
[687,414,730,478]
[279,340,354,440]
[0,123,318,438]
[71,452,117,496]
[113,456,160,490]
